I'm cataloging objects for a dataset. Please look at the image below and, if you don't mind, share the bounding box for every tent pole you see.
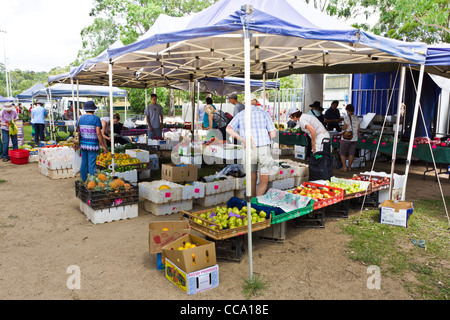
[71,79,76,127]
[49,86,54,142]
[263,72,266,112]
[76,80,80,125]
[389,66,406,200]
[109,62,115,175]
[145,88,148,108]
[402,64,425,201]
[243,23,253,282]
[125,96,128,121]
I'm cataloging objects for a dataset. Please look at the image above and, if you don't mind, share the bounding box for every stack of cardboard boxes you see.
[149,221,219,295]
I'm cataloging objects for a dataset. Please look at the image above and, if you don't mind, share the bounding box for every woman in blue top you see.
[75,101,108,181]
[202,97,218,129]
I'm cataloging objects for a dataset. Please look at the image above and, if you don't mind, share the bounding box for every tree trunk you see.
[169,88,175,116]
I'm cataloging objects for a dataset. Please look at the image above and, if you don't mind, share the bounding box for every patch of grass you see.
[241,274,269,300]
[339,197,450,300]
[0,180,7,183]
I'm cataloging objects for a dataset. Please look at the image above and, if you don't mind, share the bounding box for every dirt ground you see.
[0,155,448,300]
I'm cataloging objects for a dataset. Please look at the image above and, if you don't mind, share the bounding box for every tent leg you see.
[71,79,76,127]
[109,62,115,174]
[402,65,425,201]
[389,66,406,200]
[243,24,253,282]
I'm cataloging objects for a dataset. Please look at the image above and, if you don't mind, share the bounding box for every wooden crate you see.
[180,208,271,241]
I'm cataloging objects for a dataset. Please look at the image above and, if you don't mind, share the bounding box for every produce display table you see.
[120,128,148,136]
[412,144,450,179]
[277,130,309,146]
[331,137,408,155]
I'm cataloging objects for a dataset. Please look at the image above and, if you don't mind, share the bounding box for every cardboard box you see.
[380,200,414,228]
[165,258,219,295]
[294,145,306,160]
[161,163,198,183]
[157,252,166,270]
[162,234,216,274]
[149,221,191,254]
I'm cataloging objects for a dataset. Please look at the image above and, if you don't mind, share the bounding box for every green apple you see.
[199,213,206,219]
[259,211,267,218]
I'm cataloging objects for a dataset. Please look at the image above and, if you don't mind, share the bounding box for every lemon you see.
[184,242,192,249]
[158,185,171,190]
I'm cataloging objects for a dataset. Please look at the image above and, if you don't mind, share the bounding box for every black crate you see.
[207,235,246,262]
[75,180,139,210]
[324,200,349,219]
[353,190,379,208]
[292,209,325,228]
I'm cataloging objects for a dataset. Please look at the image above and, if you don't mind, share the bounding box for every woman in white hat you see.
[1,104,19,162]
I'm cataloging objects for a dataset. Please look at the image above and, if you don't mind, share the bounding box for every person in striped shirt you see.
[226,94,276,197]
[75,101,108,181]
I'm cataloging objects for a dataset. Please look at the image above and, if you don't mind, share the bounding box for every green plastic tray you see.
[251,197,314,224]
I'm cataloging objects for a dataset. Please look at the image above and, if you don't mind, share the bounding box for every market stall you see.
[52,0,436,291]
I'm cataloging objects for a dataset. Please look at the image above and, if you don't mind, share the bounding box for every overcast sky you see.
[0,0,95,72]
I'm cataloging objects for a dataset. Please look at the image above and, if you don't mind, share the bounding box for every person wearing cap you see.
[204,104,230,141]
[0,104,19,162]
[289,110,330,154]
[228,93,245,116]
[144,93,164,139]
[75,101,108,181]
[31,100,47,145]
[324,100,342,131]
[307,101,325,125]
[226,94,276,197]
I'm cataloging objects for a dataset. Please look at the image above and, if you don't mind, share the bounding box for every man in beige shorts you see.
[226,95,276,197]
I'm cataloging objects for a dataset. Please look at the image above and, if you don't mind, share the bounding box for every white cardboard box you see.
[144,199,193,216]
[80,201,138,224]
[380,200,414,228]
[294,145,306,160]
[165,258,219,295]
[125,149,150,163]
[139,180,183,203]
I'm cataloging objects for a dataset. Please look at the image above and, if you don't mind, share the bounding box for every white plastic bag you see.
[124,119,135,129]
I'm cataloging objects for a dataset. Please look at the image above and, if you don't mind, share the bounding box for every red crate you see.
[301,182,344,210]
[9,149,30,165]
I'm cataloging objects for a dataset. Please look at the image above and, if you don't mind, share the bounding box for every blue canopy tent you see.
[67,0,432,277]
[15,83,46,101]
[32,83,127,98]
[170,77,279,96]
[0,95,14,103]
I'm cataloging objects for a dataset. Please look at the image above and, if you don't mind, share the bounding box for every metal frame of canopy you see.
[65,0,432,279]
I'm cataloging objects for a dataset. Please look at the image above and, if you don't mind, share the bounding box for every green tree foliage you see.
[325,0,449,43]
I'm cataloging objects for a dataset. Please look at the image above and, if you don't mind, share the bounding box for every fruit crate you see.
[180,209,271,241]
[301,182,344,210]
[329,177,372,201]
[292,209,325,228]
[354,174,391,192]
[97,161,150,173]
[207,236,246,262]
[75,180,139,210]
[9,149,30,165]
[250,197,314,225]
